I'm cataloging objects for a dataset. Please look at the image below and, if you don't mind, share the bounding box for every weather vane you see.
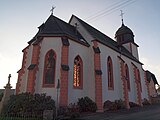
[50,6,56,15]
[120,10,124,25]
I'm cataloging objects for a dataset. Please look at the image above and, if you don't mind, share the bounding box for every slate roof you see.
[115,23,134,36]
[71,15,142,64]
[28,14,142,64]
[28,14,89,46]
[146,71,158,85]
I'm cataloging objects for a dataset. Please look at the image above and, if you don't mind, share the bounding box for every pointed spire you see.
[120,10,124,26]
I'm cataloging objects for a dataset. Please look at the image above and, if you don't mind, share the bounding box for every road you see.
[77,104,160,120]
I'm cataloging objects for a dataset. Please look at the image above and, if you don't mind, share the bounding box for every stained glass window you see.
[73,56,82,88]
[137,69,142,92]
[43,50,56,87]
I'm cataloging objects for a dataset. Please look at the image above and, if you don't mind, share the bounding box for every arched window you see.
[125,64,130,91]
[107,56,114,90]
[43,49,56,87]
[73,55,83,88]
[137,69,142,92]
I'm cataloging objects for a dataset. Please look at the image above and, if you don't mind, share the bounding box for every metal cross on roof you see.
[50,6,56,15]
[120,10,124,25]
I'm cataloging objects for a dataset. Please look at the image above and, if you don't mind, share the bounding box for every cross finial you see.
[120,10,124,25]
[8,74,11,84]
[50,6,56,15]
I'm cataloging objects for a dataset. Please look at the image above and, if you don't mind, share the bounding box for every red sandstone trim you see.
[93,41,103,111]
[59,43,69,106]
[16,46,29,94]
[118,57,130,109]
[26,44,41,93]
[131,63,142,106]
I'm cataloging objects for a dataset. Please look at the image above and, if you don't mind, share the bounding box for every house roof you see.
[71,15,142,64]
[146,70,158,85]
[28,14,89,46]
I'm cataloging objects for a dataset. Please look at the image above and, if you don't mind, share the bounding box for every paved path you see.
[77,104,160,120]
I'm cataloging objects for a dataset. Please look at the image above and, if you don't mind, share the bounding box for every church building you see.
[16,12,154,111]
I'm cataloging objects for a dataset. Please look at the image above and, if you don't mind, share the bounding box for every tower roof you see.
[115,24,134,37]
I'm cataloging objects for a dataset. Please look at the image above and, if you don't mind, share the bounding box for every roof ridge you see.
[71,15,142,64]
[71,15,114,41]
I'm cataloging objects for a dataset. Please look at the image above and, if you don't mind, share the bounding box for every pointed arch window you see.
[125,64,130,91]
[137,69,142,92]
[43,49,56,87]
[107,56,114,90]
[73,55,83,89]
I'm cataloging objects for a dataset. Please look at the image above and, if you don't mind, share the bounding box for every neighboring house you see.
[16,12,154,111]
[146,70,158,97]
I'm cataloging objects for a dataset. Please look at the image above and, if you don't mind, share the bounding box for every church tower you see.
[115,11,139,60]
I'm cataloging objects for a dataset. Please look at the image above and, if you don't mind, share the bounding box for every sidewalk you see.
[76,104,160,120]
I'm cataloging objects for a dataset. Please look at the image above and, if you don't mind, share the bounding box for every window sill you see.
[42,84,55,88]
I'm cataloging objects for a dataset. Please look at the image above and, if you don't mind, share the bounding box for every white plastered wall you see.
[98,43,123,103]
[34,37,62,101]
[68,40,95,104]
[131,44,139,60]
[69,16,94,44]
[98,42,148,103]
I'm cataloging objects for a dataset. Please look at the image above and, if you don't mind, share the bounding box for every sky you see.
[0,0,159,89]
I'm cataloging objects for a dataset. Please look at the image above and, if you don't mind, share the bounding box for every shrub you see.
[77,97,97,112]
[142,98,151,105]
[2,93,55,117]
[58,103,80,119]
[129,102,140,108]
[103,100,117,111]
[115,99,125,109]
[103,99,125,111]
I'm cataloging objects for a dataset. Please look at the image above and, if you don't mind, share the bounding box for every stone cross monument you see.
[0,74,13,114]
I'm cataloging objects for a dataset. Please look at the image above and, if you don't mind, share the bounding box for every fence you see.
[0,113,43,120]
